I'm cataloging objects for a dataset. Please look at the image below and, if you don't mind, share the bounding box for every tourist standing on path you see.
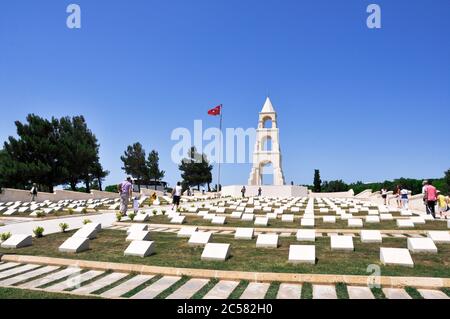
[172,182,183,211]
[381,187,388,206]
[393,185,402,208]
[258,187,262,197]
[241,186,246,198]
[422,180,429,214]
[437,191,449,219]
[30,183,38,202]
[119,177,133,216]
[423,181,437,218]
[400,186,409,210]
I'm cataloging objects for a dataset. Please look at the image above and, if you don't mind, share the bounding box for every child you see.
[133,196,140,215]
[400,187,409,210]
[437,191,449,219]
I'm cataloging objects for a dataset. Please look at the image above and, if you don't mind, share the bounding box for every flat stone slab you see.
[127,224,148,234]
[401,210,413,216]
[288,245,315,264]
[0,265,59,286]
[418,289,450,299]
[380,214,394,221]
[235,227,254,240]
[72,226,98,240]
[19,267,82,289]
[241,213,254,221]
[313,285,337,299]
[407,238,438,253]
[203,280,239,299]
[380,247,414,267]
[177,227,198,238]
[281,214,294,222]
[276,283,302,299]
[301,218,315,227]
[126,231,151,242]
[166,278,209,299]
[201,243,231,261]
[134,214,149,222]
[411,217,426,225]
[330,235,354,251]
[131,276,181,299]
[45,270,104,292]
[256,234,279,248]
[427,231,450,244]
[71,272,128,294]
[366,216,380,223]
[296,229,316,242]
[323,216,336,223]
[59,237,89,253]
[254,217,269,226]
[382,288,412,299]
[1,234,32,249]
[347,286,375,299]
[0,262,20,272]
[348,219,363,228]
[230,212,242,219]
[360,230,382,243]
[397,219,415,228]
[240,282,270,299]
[171,216,186,224]
[100,275,154,298]
[0,264,41,281]
[188,232,212,246]
[124,240,155,257]
[211,216,226,225]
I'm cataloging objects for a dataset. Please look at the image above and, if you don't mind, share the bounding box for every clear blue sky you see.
[1,0,449,188]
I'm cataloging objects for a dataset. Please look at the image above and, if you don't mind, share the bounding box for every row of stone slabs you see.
[0,262,448,299]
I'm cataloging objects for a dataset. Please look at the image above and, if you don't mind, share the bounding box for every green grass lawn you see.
[1,229,448,278]
[144,214,448,231]
[0,287,101,299]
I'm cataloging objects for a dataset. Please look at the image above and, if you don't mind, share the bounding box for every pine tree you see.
[120,142,147,192]
[147,150,165,190]
[313,169,322,193]
[179,147,213,191]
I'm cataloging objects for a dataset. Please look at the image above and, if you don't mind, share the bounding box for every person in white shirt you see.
[172,182,183,210]
[400,187,409,210]
[381,188,388,205]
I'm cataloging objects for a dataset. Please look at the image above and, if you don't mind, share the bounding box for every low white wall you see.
[309,189,355,198]
[221,185,308,198]
[0,188,120,203]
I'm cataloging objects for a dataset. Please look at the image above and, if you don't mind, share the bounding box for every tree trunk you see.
[85,179,91,193]
[154,178,157,190]
[197,184,200,191]
[70,181,77,191]
[97,177,103,192]
[207,183,211,192]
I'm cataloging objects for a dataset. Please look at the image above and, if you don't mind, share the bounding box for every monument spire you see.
[261,96,275,113]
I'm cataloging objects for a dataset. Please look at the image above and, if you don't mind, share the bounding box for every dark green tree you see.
[0,114,64,192]
[120,142,147,192]
[443,169,450,195]
[313,169,322,193]
[321,180,349,193]
[179,147,213,191]
[90,161,109,192]
[146,150,165,190]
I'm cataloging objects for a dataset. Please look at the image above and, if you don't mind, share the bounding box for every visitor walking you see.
[381,187,388,206]
[424,181,437,218]
[400,186,409,210]
[30,183,38,202]
[241,186,246,198]
[437,191,449,219]
[119,177,133,216]
[172,182,182,211]
[393,185,402,208]
[258,187,262,197]
[133,196,140,214]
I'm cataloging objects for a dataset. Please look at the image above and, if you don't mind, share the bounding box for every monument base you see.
[221,185,308,198]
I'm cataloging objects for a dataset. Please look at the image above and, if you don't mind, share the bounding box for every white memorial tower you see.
[248,97,286,186]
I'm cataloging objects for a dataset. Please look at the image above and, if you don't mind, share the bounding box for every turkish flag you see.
[208,105,222,116]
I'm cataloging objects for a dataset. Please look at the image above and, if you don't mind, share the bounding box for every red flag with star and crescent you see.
[207,105,222,116]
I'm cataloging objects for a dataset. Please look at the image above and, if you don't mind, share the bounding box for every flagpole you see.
[218,104,223,197]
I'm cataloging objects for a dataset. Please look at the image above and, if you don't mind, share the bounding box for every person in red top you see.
[424,181,437,218]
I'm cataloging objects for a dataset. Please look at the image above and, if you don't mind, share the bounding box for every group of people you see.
[240,186,263,198]
[381,180,449,219]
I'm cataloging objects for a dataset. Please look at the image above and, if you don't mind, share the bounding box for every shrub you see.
[128,212,136,221]
[68,208,74,215]
[33,226,45,238]
[36,211,46,218]
[83,219,92,225]
[161,210,166,215]
[82,208,88,214]
[152,209,158,215]
[59,223,69,233]
[116,212,122,222]
[1,232,12,241]
[201,204,205,208]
